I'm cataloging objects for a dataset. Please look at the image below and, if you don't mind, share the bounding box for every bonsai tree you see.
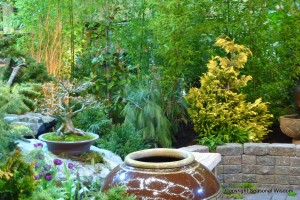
[185,35,273,149]
[41,81,95,136]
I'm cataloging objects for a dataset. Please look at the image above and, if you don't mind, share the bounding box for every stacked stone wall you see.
[216,143,300,189]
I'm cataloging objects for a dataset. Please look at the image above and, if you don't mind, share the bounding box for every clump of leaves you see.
[97,122,150,159]
[0,35,53,84]
[288,191,297,197]
[0,113,25,162]
[26,186,67,200]
[72,106,112,136]
[185,35,273,149]
[121,75,172,147]
[0,148,36,199]
[100,185,137,200]
[226,193,244,199]
[0,81,41,114]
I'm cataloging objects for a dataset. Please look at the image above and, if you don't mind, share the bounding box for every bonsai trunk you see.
[56,113,85,136]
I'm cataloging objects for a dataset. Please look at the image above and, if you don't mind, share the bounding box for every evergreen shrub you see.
[185,35,273,150]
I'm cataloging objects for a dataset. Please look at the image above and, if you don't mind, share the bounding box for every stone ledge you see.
[216,143,243,156]
[179,144,209,153]
[268,143,295,156]
[244,143,269,155]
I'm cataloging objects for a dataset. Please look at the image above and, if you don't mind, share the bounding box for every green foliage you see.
[0,35,53,84]
[288,191,297,197]
[0,148,36,199]
[186,36,273,149]
[209,0,300,121]
[97,122,150,159]
[0,81,41,114]
[100,186,137,200]
[9,124,34,137]
[25,186,67,200]
[121,75,172,147]
[18,57,53,83]
[0,112,25,162]
[73,106,112,136]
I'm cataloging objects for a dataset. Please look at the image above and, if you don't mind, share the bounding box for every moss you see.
[43,132,95,142]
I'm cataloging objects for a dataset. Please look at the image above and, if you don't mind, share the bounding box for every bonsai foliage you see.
[185,36,273,149]
[41,81,95,136]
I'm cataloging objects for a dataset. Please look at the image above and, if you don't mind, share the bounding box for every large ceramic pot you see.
[279,114,300,144]
[38,132,99,155]
[101,148,222,200]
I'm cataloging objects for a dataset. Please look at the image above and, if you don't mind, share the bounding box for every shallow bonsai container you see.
[38,132,99,155]
[101,148,223,199]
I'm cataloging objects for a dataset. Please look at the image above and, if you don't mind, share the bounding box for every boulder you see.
[4,112,57,136]
[17,139,123,184]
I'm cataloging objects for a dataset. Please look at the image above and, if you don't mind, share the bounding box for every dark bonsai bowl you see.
[38,132,99,155]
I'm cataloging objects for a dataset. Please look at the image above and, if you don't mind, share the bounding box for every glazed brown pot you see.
[101,148,222,200]
[38,132,99,155]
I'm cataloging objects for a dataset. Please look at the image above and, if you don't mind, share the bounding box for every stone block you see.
[275,166,290,175]
[216,143,243,156]
[255,183,274,189]
[275,156,290,166]
[242,164,256,174]
[223,156,241,165]
[242,174,256,183]
[290,167,300,175]
[224,174,242,183]
[275,175,290,184]
[290,185,300,190]
[296,145,300,157]
[179,145,209,153]
[242,155,256,164]
[256,175,275,184]
[216,165,223,174]
[256,166,275,175]
[290,157,300,167]
[273,185,293,190]
[223,165,241,174]
[4,112,57,136]
[268,143,295,156]
[217,174,224,183]
[256,156,275,166]
[289,176,300,185]
[244,143,268,155]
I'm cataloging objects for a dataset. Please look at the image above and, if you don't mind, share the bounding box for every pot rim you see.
[124,148,195,169]
[38,132,99,144]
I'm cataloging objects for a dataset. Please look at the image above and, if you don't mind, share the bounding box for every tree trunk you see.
[7,64,25,86]
[56,114,85,136]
